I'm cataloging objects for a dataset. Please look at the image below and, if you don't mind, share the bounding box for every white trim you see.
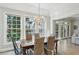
[24,16,26,40]
[23,16,36,40]
[3,12,22,45]
[0,7,50,52]
[3,12,7,44]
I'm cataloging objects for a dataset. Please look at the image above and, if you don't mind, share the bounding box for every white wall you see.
[0,7,50,52]
[74,20,79,30]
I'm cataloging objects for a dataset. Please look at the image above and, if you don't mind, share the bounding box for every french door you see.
[55,21,71,39]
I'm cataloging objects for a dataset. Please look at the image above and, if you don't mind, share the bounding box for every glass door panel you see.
[55,21,70,39]
[55,23,59,38]
[25,17,35,41]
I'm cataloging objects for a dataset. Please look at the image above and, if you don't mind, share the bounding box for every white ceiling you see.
[0,3,50,17]
[0,3,79,19]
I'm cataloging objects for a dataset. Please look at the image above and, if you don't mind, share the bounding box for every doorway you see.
[54,20,71,39]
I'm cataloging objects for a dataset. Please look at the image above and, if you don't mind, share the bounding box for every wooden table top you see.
[20,38,58,48]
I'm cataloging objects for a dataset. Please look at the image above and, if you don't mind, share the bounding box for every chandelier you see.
[35,3,42,25]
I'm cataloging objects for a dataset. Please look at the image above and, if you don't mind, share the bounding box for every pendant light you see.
[36,3,41,25]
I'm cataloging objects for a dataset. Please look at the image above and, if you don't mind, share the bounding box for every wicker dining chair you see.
[44,36,55,55]
[34,37,45,55]
[29,37,45,55]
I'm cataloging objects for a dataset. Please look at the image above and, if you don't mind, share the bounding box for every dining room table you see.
[20,35,59,55]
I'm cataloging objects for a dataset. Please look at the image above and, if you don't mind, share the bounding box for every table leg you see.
[23,48,26,55]
[55,41,58,54]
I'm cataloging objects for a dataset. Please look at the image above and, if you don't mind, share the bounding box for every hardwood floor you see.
[0,50,14,55]
[58,39,79,55]
[0,39,79,55]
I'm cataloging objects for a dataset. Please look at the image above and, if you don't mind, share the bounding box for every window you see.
[25,17,35,35]
[39,18,45,33]
[7,15,21,42]
[38,17,45,34]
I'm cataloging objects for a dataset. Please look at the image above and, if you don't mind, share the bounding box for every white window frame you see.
[24,16,46,38]
[4,13,22,45]
[24,16,35,39]
[40,16,46,36]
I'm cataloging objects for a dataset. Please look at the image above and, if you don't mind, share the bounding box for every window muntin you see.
[25,17,35,35]
[7,15,21,42]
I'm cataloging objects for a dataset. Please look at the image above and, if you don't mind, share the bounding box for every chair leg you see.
[26,49,29,55]
[27,48,34,55]
[23,48,26,55]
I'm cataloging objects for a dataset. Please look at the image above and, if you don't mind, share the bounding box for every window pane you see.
[7,25,11,28]
[12,29,16,33]
[7,19,11,24]
[25,17,35,35]
[12,25,16,28]
[13,16,16,21]
[7,15,11,19]
[16,37,20,41]
[13,21,16,24]
[17,29,20,33]
[7,29,11,33]
[26,18,29,22]
[17,17,20,21]
[7,15,21,42]
[7,34,11,38]
[17,25,20,28]
[17,21,20,24]
[16,33,20,41]
[12,34,16,37]
[17,34,20,38]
